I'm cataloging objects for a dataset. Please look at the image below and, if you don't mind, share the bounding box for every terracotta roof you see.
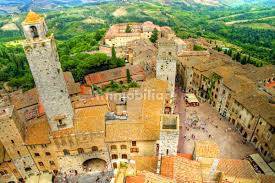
[85,65,145,86]
[10,88,39,110]
[217,159,258,180]
[25,115,51,145]
[174,156,203,182]
[10,72,79,110]
[74,105,108,133]
[132,156,158,173]
[126,174,145,183]
[64,72,80,95]
[161,156,175,179]
[23,11,43,24]
[195,140,220,158]
[105,122,159,142]
[257,174,275,183]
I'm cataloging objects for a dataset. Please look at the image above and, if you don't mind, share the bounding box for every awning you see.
[250,154,275,176]
[185,93,199,103]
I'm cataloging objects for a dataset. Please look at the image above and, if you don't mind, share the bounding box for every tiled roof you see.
[10,88,39,110]
[126,174,145,183]
[10,72,80,110]
[64,72,80,95]
[257,174,275,183]
[217,159,258,180]
[174,156,203,182]
[23,11,43,24]
[161,156,175,179]
[132,156,158,173]
[195,140,220,158]
[85,65,145,86]
[25,115,51,145]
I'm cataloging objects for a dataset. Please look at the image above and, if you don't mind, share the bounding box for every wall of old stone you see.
[13,155,39,178]
[24,37,74,131]
[27,144,59,172]
[0,161,20,183]
[159,131,179,156]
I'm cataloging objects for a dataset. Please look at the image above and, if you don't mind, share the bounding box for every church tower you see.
[156,38,177,98]
[22,11,74,131]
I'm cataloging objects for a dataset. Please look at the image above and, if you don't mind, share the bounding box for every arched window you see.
[30,26,39,38]
[77,148,84,154]
[111,145,117,150]
[63,149,70,156]
[92,146,98,152]
[122,154,127,159]
[111,154,118,159]
[120,145,127,149]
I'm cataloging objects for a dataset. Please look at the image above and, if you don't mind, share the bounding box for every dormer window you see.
[30,26,39,38]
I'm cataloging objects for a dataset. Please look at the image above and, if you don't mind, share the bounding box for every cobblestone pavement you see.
[174,87,257,159]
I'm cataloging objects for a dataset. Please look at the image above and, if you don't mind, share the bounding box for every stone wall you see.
[58,151,111,173]
[13,155,39,178]
[159,131,179,156]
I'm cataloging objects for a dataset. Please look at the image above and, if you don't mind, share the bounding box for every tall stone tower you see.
[0,106,39,178]
[156,38,177,97]
[22,11,74,131]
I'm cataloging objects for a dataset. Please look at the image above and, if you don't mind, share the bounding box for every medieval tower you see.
[156,38,177,98]
[0,106,39,179]
[22,11,74,131]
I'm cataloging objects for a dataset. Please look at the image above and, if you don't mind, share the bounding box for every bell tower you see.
[22,11,74,131]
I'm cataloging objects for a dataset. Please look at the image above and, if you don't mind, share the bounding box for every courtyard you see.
[175,88,257,159]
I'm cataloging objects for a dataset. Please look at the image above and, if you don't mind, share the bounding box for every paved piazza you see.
[175,88,257,159]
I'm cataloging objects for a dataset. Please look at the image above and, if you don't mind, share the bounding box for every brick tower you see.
[22,11,74,131]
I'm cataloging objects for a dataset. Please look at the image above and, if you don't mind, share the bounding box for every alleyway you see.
[174,87,257,159]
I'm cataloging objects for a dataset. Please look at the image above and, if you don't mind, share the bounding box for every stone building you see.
[0,12,179,182]
[178,49,275,162]
[22,11,74,132]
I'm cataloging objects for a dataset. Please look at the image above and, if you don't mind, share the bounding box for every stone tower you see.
[156,38,177,97]
[159,114,179,156]
[0,106,39,178]
[22,11,74,131]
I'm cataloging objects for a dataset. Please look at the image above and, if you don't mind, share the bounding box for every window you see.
[121,145,127,149]
[77,148,84,154]
[132,141,136,146]
[111,154,118,159]
[25,167,32,172]
[41,144,47,148]
[113,162,117,169]
[30,26,39,38]
[45,152,51,156]
[248,124,251,129]
[34,153,40,157]
[111,145,117,150]
[92,146,98,152]
[11,140,14,144]
[0,171,4,175]
[17,151,21,156]
[49,161,55,166]
[122,154,127,159]
[38,162,44,166]
[63,149,70,156]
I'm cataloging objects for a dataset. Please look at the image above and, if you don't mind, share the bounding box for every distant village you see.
[0,11,274,183]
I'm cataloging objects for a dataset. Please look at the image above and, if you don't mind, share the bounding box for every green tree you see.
[125,24,132,33]
[149,28,158,43]
[111,46,116,61]
[126,69,132,83]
